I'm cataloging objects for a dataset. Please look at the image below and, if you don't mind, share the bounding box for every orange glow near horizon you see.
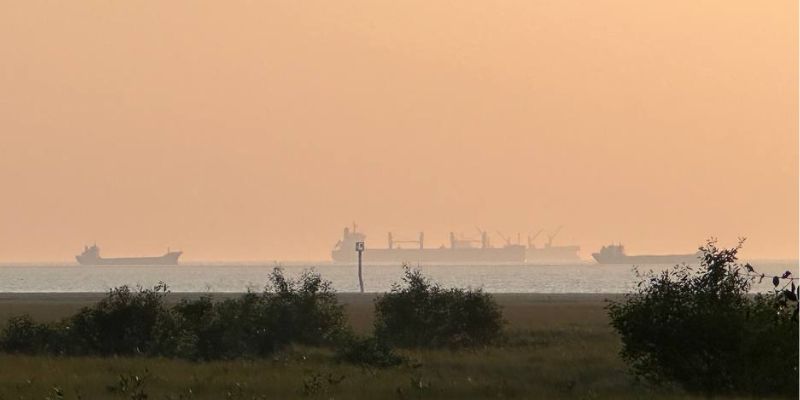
[0,1,797,262]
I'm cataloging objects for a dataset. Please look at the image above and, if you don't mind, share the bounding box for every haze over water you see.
[0,261,794,293]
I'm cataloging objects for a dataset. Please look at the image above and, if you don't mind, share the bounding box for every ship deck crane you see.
[496,231,511,246]
[475,227,490,248]
[388,232,425,249]
[546,226,563,248]
[527,229,543,248]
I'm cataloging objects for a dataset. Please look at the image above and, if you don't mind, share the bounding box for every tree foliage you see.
[374,267,504,348]
[335,334,404,368]
[0,269,347,360]
[607,240,798,397]
[171,268,348,360]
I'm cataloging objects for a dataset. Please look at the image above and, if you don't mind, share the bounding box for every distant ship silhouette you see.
[76,244,182,266]
[332,224,527,263]
[592,244,700,265]
[524,227,581,263]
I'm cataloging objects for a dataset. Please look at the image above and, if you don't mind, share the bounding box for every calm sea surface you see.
[0,261,796,293]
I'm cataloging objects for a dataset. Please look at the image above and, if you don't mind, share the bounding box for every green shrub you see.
[0,315,55,354]
[607,240,798,397]
[0,269,347,360]
[64,282,177,356]
[374,267,504,348]
[335,334,404,368]
[172,268,348,360]
[1,285,176,357]
[183,292,274,359]
[262,268,348,347]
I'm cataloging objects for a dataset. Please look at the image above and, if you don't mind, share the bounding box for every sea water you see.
[0,261,795,293]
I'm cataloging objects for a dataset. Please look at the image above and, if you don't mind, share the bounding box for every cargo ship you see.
[331,225,526,263]
[592,244,700,265]
[524,227,581,263]
[76,244,182,266]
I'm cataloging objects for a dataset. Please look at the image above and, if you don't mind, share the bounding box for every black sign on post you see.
[355,241,365,293]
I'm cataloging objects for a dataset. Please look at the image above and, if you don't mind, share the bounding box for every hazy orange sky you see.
[0,1,797,261]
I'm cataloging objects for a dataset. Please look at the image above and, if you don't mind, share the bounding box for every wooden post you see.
[356,241,365,293]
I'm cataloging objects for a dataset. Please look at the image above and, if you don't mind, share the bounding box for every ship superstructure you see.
[76,244,182,266]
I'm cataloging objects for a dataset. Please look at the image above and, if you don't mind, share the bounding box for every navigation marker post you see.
[355,241,365,293]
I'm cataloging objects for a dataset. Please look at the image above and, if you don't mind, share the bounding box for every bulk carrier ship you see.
[331,225,526,263]
[76,244,182,266]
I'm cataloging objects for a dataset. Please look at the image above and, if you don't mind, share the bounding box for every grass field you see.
[0,293,768,399]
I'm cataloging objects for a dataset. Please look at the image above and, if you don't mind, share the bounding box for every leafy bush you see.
[374,267,504,348]
[0,315,57,354]
[0,285,176,356]
[607,240,798,397]
[172,292,268,360]
[65,282,177,356]
[335,335,404,368]
[262,268,347,347]
[172,268,348,360]
[0,269,348,360]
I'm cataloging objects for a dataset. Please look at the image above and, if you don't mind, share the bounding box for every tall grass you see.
[0,295,774,399]
[0,328,712,400]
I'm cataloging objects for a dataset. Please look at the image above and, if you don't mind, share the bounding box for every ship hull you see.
[592,253,699,265]
[332,247,526,264]
[76,252,182,266]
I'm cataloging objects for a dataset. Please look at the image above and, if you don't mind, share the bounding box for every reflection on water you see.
[0,261,795,293]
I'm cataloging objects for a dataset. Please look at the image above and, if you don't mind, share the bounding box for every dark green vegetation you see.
[0,297,695,400]
[1,270,347,360]
[334,267,505,368]
[374,267,504,348]
[608,240,799,397]
[0,251,797,399]
[0,268,501,363]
